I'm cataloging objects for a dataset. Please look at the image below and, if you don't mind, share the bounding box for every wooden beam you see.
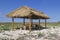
[39,19,40,30]
[12,18,14,31]
[23,18,25,26]
[29,15,32,32]
[45,19,47,28]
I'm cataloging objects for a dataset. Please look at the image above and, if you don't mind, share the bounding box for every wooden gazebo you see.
[6,6,50,32]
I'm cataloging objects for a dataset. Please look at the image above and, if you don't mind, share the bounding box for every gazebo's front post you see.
[39,18,40,30]
[29,15,32,32]
[45,19,47,28]
[12,17,14,31]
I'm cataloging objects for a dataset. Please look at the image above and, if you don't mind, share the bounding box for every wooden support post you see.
[23,18,25,26]
[29,16,32,32]
[39,19,40,30]
[12,18,14,31]
[45,19,47,28]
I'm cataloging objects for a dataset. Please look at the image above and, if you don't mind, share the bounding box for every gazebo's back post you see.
[12,17,14,31]
[39,18,40,30]
[29,15,32,32]
[23,18,25,26]
[45,19,47,28]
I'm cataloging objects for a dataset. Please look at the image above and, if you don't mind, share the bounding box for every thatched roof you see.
[6,6,50,19]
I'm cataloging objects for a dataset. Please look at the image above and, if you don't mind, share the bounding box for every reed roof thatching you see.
[6,6,50,19]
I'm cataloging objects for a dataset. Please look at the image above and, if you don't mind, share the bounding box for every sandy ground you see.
[0,27,60,40]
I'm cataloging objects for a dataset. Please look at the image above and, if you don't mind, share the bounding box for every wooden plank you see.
[12,18,14,31]
[29,15,32,32]
[23,18,25,26]
[39,19,40,30]
[45,19,47,28]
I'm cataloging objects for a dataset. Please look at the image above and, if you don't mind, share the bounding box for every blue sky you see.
[0,0,60,22]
